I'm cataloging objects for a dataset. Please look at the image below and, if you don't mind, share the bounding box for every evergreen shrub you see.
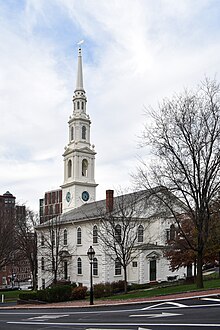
[19,291,38,301]
[71,286,87,300]
[94,282,112,298]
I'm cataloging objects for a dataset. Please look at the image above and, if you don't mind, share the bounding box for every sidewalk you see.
[1,288,220,309]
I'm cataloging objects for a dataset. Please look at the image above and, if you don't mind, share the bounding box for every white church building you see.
[36,47,186,290]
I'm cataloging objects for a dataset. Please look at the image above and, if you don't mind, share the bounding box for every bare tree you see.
[135,78,220,288]
[16,207,38,290]
[96,190,152,293]
[0,208,16,270]
[38,215,72,286]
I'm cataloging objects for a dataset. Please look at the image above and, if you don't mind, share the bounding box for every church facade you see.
[36,47,186,290]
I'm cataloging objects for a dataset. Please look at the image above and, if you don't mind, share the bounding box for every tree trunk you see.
[123,266,128,293]
[196,250,204,288]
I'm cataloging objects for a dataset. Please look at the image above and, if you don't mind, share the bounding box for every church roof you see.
[37,186,185,229]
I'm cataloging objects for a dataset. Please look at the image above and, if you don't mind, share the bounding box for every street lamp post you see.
[87,246,95,305]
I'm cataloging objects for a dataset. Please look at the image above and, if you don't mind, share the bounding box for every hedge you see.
[18,284,87,303]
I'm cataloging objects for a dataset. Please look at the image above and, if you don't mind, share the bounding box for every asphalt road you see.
[1,296,220,329]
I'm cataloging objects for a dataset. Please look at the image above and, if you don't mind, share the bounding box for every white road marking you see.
[26,314,68,321]
[201,298,220,302]
[7,321,220,327]
[130,312,182,318]
[141,301,187,310]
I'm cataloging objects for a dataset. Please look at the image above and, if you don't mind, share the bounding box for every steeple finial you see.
[76,41,84,91]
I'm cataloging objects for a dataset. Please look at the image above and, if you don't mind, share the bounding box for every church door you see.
[150,259,156,281]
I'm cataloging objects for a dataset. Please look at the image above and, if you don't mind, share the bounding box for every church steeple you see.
[61,45,98,213]
[72,47,87,116]
[76,47,84,91]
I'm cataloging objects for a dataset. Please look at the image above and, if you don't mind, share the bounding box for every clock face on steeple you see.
[82,191,89,202]
[66,191,71,203]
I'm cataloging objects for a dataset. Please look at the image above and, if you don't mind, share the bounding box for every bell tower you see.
[61,46,98,213]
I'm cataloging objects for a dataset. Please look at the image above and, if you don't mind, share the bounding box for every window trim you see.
[93,257,98,276]
[137,224,144,243]
[77,227,82,245]
[115,258,121,276]
[68,159,72,178]
[77,257,82,275]
[93,225,98,244]
[115,224,121,243]
[64,229,67,246]
[82,125,86,140]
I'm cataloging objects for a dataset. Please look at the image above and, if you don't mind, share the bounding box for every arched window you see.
[77,257,82,275]
[77,227,82,244]
[82,159,88,176]
[68,159,72,178]
[82,101,84,110]
[93,257,98,276]
[64,229,67,246]
[138,225,144,243]
[41,257,45,271]
[115,258,121,275]
[115,224,121,243]
[82,125,86,139]
[93,225,98,244]
[166,224,176,242]
[71,127,74,140]
[77,101,80,110]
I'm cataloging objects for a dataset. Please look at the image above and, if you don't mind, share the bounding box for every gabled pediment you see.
[146,251,160,259]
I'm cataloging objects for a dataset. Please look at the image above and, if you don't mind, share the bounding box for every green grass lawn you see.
[0,290,22,303]
[1,277,220,304]
[98,277,220,301]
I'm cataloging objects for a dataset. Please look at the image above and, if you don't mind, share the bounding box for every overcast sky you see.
[1,0,220,212]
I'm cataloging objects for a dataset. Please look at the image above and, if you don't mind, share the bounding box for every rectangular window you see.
[132,261,138,267]
[115,259,121,275]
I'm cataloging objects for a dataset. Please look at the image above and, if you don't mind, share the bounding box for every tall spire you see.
[76,47,84,91]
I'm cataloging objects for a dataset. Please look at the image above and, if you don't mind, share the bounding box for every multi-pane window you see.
[166,224,176,242]
[137,225,144,243]
[64,229,67,246]
[77,227,82,244]
[77,257,82,275]
[93,225,98,244]
[115,224,121,243]
[93,257,98,276]
[115,258,121,275]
